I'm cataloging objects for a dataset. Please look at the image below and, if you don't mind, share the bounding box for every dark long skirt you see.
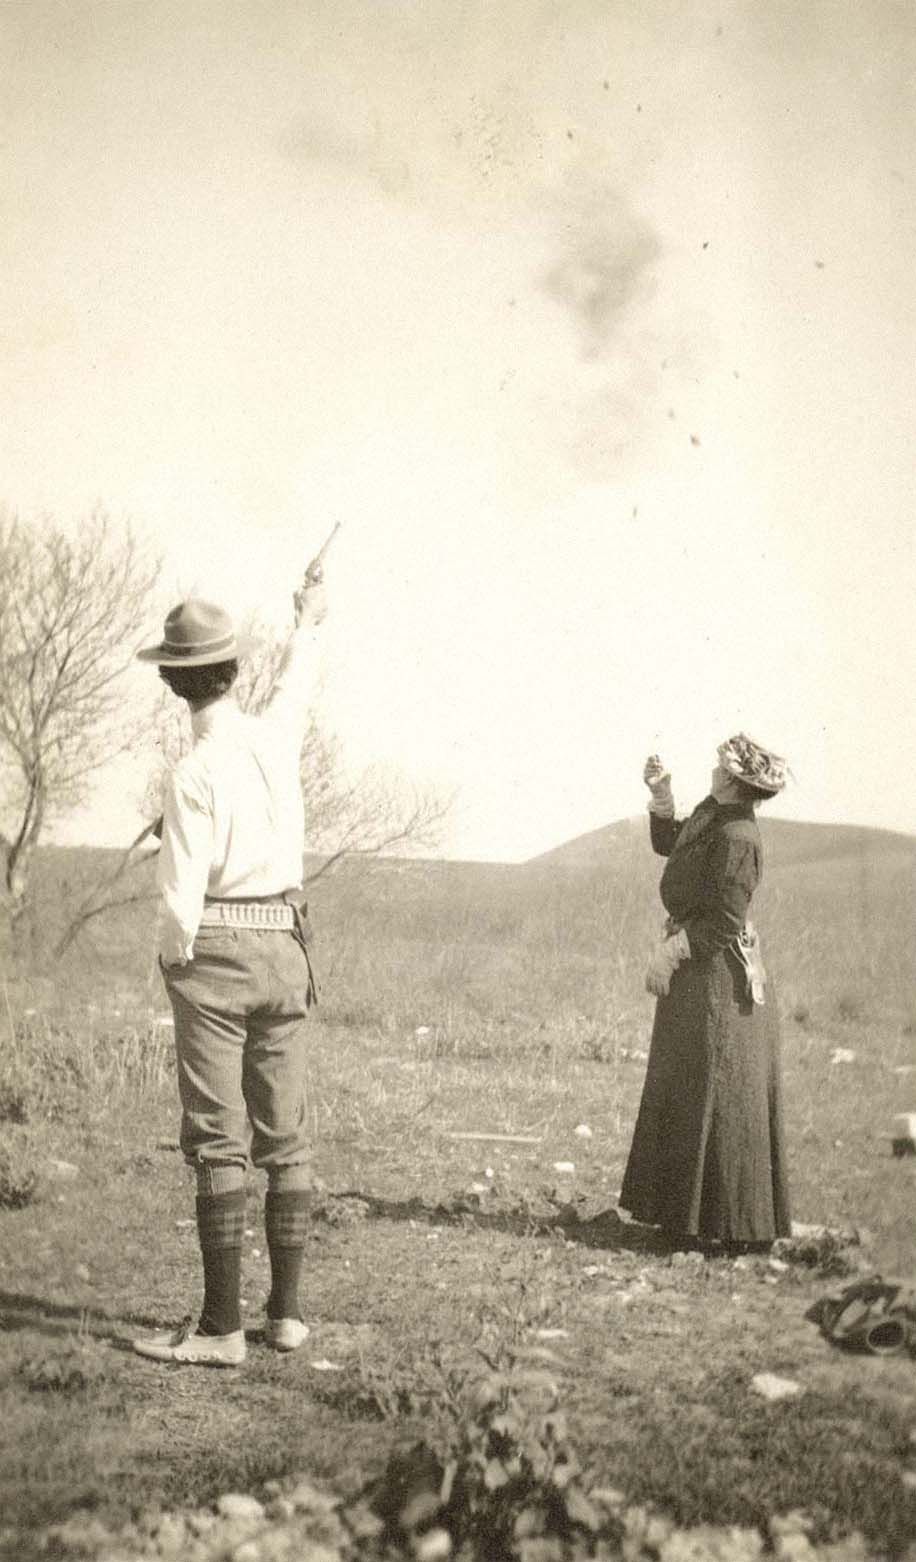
[619,946,791,1242]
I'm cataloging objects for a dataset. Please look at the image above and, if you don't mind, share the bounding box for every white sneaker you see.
[265,1317,310,1352]
[133,1320,246,1366]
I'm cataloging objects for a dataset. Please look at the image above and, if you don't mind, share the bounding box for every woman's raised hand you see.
[643,754,671,794]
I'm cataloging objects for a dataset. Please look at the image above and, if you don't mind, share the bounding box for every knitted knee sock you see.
[265,1190,311,1321]
[196,1190,245,1336]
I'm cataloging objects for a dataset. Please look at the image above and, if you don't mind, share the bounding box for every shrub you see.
[836,992,864,1024]
[19,1336,111,1395]
[0,1126,42,1208]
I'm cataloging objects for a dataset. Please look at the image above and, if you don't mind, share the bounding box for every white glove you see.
[645,926,690,996]
[643,754,674,817]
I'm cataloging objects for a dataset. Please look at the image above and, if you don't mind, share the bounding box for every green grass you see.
[0,832,915,1558]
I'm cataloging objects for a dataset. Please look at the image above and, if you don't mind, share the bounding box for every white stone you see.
[415,1528,452,1561]
[830,1048,856,1065]
[552,1161,575,1174]
[216,1493,266,1522]
[574,1123,593,1138]
[231,1543,262,1562]
[750,1373,803,1402]
[773,1534,818,1561]
[590,1486,626,1508]
[265,1497,296,1522]
[288,1478,338,1513]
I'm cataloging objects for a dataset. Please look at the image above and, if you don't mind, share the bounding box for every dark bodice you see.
[649,797,762,958]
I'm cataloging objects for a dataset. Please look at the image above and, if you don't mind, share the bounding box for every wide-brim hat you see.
[717,732,788,795]
[136,599,256,666]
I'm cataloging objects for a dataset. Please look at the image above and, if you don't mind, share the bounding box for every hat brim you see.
[136,634,258,666]
[721,763,784,796]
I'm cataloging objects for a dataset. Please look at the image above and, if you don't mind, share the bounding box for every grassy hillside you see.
[533,814,916,870]
[17,818,916,1045]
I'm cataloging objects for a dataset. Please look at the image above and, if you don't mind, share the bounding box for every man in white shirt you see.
[131,574,326,1366]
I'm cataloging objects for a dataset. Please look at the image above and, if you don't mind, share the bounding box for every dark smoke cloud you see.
[542,194,661,359]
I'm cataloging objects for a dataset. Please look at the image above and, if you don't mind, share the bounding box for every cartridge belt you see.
[199,900,295,930]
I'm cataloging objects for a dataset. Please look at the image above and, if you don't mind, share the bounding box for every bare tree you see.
[0,508,160,944]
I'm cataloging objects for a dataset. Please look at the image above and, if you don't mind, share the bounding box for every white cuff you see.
[647,795,675,818]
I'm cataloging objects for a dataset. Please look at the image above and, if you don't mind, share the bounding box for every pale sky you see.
[2,0,914,860]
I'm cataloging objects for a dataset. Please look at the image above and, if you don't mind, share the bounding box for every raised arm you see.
[643,754,683,857]
[262,577,327,736]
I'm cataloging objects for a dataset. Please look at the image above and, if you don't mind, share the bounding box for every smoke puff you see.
[543,202,660,359]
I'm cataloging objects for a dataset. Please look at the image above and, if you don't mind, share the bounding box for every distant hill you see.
[530,816,916,871]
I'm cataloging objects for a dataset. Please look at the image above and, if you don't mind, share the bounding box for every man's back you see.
[158,623,317,962]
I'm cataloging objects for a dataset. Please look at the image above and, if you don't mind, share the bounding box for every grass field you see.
[1,820,915,1560]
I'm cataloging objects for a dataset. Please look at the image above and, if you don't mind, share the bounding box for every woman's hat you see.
[136,600,256,667]
[717,732,788,795]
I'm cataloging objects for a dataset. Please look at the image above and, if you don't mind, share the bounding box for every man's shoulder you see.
[169,747,214,804]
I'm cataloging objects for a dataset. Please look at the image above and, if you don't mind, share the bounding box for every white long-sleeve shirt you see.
[157,625,318,966]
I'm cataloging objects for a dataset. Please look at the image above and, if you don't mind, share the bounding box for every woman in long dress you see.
[619,734,792,1253]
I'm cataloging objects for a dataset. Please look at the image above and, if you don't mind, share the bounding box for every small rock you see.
[288,1478,339,1514]
[309,1358,343,1372]
[216,1493,266,1522]
[415,1528,452,1561]
[153,1513,188,1553]
[590,1486,626,1509]
[770,1512,815,1539]
[265,1497,296,1521]
[773,1534,818,1561]
[645,1513,675,1548]
[186,1509,218,1536]
[175,1218,194,1230]
[552,1161,575,1174]
[768,1257,790,1274]
[231,1543,262,1562]
[42,1517,114,1553]
[830,1048,856,1065]
[574,1123,593,1138]
[344,1500,385,1539]
[750,1372,803,1402]
[74,1263,91,1282]
[660,1525,763,1561]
